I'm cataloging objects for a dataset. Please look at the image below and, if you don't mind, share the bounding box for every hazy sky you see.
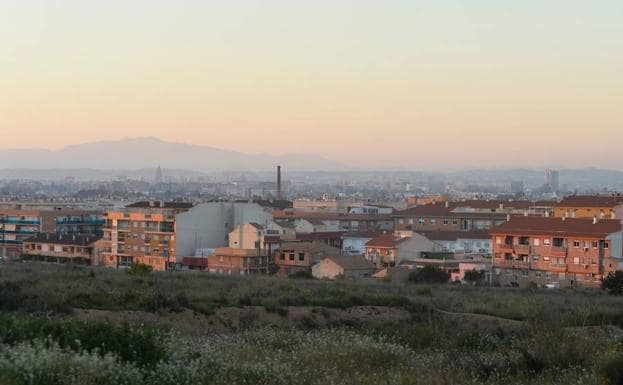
[1,1,622,170]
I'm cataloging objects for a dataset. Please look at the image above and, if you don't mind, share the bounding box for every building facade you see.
[21,233,104,265]
[491,216,623,287]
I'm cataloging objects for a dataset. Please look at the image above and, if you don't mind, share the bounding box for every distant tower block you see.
[277,165,282,200]
[155,165,163,184]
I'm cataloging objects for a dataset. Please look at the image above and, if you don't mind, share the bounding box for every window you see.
[533,238,540,246]
[430,219,436,224]
[398,219,404,224]
[520,270,529,277]
[535,271,542,278]
[418,219,425,225]
[573,257,580,265]
[298,253,305,261]
[604,242,609,249]
[280,253,285,261]
[545,272,552,280]
[532,255,540,261]
[592,241,598,248]
[289,253,295,261]
[543,239,551,246]
[452,220,458,225]
[573,241,580,248]
[496,237,502,245]
[443,219,449,225]
[543,256,550,262]
[408,218,414,224]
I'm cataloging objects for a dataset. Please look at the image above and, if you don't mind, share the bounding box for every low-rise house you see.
[274,242,341,276]
[207,247,269,275]
[416,230,492,258]
[342,231,381,255]
[21,233,104,265]
[491,216,623,287]
[451,262,491,282]
[295,231,344,249]
[311,255,375,280]
[365,233,441,267]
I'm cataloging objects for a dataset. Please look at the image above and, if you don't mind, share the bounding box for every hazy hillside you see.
[0,137,346,172]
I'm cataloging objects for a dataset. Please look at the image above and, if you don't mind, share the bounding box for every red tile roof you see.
[556,195,623,208]
[490,216,622,238]
[365,234,407,248]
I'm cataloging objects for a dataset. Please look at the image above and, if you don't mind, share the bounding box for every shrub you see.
[408,266,450,284]
[463,269,486,285]
[127,263,153,276]
[288,270,313,279]
[601,353,623,385]
[0,314,167,367]
[602,271,623,295]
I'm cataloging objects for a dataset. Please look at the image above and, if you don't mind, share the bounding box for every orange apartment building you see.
[553,194,623,220]
[491,216,623,287]
[101,201,195,271]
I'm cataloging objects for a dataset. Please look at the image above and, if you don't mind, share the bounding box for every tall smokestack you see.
[277,165,282,200]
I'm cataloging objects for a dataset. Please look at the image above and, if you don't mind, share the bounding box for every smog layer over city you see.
[1,2,623,385]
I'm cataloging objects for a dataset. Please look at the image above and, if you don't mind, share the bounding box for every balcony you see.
[498,244,514,252]
[514,244,530,253]
[551,246,567,256]
[494,258,530,269]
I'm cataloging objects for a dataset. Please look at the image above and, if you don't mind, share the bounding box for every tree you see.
[602,271,623,295]
[464,269,486,285]
[408,266,450,284]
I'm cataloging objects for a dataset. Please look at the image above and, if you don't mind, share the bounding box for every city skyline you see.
[2,1,622,170]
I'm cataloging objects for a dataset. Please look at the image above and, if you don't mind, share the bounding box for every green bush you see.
[463,269,486,285]
[288,270,313,279]
[601,353,623,385]
[127,263,153,276]
[408,266,450,284]
[0,314,167,367]
[602,271,623,295]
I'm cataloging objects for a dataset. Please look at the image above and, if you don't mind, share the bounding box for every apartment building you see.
[102,201,276,271]
[393,202,509,233]
[553,195,623,219]
[21,233,104,265]
[0,209,104,259]
[273,211,394,232]
[102,201,191,270]
[491,216,623,287]
[364,233,440,267]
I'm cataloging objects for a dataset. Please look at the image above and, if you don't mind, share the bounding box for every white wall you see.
[342,237,372,255]
[175,202,273,260]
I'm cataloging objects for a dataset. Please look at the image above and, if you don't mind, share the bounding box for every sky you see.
[1,1,622,170]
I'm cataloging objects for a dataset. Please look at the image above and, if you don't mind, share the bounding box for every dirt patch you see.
[73,306,413,333]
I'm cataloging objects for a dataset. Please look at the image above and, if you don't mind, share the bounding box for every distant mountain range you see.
[0,137,346,172]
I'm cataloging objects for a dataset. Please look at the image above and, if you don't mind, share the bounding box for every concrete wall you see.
[342,237,371,255]
[396,233,442,263]
[175,202,273,260]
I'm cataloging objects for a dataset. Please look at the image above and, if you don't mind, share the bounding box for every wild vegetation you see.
[1,262,623,384]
